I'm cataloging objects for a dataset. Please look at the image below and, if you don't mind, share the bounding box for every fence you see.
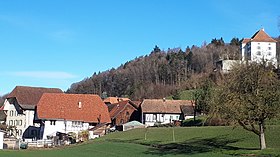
[26,139,53,148]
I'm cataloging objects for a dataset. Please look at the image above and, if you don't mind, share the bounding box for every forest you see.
[66,37,280,100]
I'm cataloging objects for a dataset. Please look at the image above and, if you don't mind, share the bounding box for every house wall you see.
[220,60,240,73]
[41,120,89,139]
[250,42,277,66]
[143,113,181,126]
[242,42,277,66]
[3,100,28,139]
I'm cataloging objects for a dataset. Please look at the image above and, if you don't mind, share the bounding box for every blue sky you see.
[0,0,279,95]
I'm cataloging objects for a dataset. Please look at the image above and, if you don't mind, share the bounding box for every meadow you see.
[0,126,279,157]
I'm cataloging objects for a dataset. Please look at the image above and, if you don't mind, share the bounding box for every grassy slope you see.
[167,89,196,100]
[0,126,279,157]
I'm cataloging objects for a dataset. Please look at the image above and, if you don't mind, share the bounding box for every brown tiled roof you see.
[37,93,111,123]
[141,99,193,114]
[109,100,137,119]
[7,86,63,110]
[241,38,251,44]
[250,29,277,42]
[131,101,141,108]
[103,97,130,104]
[180,105,194,116]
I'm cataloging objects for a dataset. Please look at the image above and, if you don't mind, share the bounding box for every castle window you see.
[268,52,271,56]
[268,47,271,50]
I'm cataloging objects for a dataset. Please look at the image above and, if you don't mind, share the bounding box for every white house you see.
[1,86,63,140]
[35,93,111,140]
[141,99,194,126]
[241,28,277,66]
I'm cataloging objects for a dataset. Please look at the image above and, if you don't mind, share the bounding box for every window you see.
[257,51,261,55]
[9,120,13,126]
[10,110,13,117]
[50,120,56,125]
[18,129,22,136]
[72,121,83,127]
[14,111,18,116]
[268,47,271,50]
[126,111,129,116]
[153,114,157,121]
[257,46,261,49]
[19,120,22,126]
[268,52,272,56]
[15,120,18,125]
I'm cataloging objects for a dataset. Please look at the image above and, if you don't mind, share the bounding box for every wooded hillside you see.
[67,37,280,100]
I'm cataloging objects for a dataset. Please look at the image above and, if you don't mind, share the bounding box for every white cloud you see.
[8,71,78,79]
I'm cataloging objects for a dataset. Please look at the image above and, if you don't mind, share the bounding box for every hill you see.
[67,39,241,100]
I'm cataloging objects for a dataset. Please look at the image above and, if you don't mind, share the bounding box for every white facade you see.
[242,41,277,66]
[3,100,37,139]
[241,28,277,67]
[216,60,241,73]
[41,120,90,139]
[143,113,181,126]
[0,131,4,149]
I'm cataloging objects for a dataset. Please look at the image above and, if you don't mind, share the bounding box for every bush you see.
[182,118,203,126]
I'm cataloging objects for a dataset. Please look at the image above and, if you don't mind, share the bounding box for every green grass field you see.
[0,126,280,157]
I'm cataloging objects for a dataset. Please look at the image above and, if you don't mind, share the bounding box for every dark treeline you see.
[67,37,280,100]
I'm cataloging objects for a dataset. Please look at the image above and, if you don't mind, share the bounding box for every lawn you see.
[0,126,280,157]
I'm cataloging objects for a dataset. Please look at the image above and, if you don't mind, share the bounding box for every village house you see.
[103,97,130,105]
[1,86,63,140]
[216,28,277,73]
[35,93,111,140]
[141,99,194,126]
[107,100,140,126]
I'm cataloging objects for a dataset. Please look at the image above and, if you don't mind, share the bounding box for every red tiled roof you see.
[103,97,130,104]
[109,100,137,119]
[37,93,111,123]
[241,38,251,44]
[7,86,63,109]
[250,29,277,42]
[141,99,193,114]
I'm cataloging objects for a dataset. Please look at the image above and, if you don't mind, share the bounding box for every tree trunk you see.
[259,122,266,150]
